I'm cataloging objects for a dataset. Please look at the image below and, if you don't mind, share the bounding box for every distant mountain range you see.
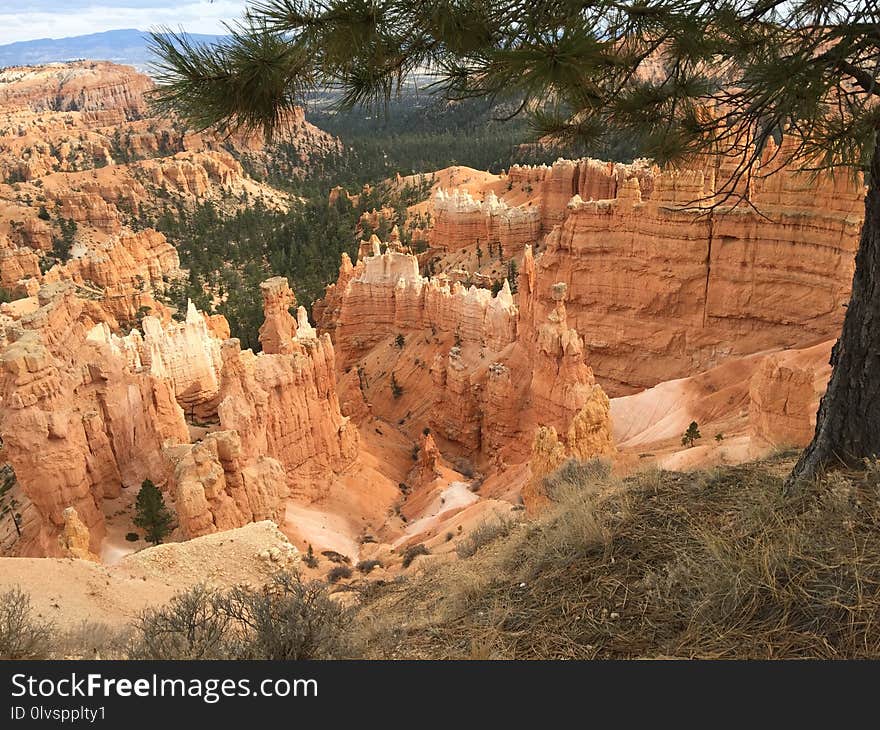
[0,29,230,73]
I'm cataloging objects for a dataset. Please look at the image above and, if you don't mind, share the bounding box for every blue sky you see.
[0,1,242,45]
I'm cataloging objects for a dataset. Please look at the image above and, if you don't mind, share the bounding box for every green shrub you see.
[681,421,702,447]
[133,479,174,545]
[303,544,319,568]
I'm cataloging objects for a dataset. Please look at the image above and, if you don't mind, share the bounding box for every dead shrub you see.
[129,585,232,660]
[217,572,353,659]
[131,572,355,660]
[327,565,353,583]
[401,544,430,568]
[60,621,132,659]
[356,559,382,574]
[0,587,53,659]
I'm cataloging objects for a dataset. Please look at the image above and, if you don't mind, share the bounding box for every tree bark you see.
[789,139,880,484]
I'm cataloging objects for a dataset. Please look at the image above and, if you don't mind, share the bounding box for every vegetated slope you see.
[355,452,880,659]
[6,453,878,660]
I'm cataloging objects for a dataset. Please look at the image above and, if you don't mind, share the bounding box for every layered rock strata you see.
[318,242,614,466]
[422,144,862,395]
[0,283,189,556]
[167,278,359,537]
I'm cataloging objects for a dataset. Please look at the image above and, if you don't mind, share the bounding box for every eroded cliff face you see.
[748,341,833,449]
[218,278,359,500]
[0,283,189,556]
[411,144,861,395]
[536,153,861,393]
[0,274,363,553]
[0,62,151,118]
[92,301,228,421]
[429,189,543,258]
[166,431,288,540]
[317,241,614,469]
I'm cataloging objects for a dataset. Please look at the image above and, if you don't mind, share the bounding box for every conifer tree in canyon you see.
[151,1,880,482]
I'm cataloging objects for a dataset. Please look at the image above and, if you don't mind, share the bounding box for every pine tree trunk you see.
[789,139,880,484]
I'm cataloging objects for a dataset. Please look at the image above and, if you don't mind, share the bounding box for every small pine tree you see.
[133,479,174,545]
[37,206,51,221]
[391,373,403,399]
[395,333,405,349]
[681,421,702,448]
[507,259,518,293]
[476,244,483,266]
[715,433,724,443]
[303,544,319,568]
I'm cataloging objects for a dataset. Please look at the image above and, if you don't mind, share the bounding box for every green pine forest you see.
[146,94,639,350]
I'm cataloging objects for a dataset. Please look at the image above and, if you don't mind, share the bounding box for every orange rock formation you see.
[0,283,189,556]
[414,145,861,395]
[317,241,615,469]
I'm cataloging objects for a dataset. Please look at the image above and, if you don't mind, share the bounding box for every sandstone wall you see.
[319,243,614,467]
[0,284,189,556]
[216,278,358,502]
[166,431,287,540]
[96,302,227,420]
[429,189,542,258]
[748,341,833,448]
[324,237,518,369]
[535,152,862,393]
[421,144,861,395]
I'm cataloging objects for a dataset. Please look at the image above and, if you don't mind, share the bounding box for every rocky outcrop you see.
[167,431,287,540]
[322,236,518,369]
[748,341,832,448]
[407,431,443,490]
[218,278,358,500]
[59,229,180,323]
[259,277,299,355]
[523,426,568,513]
[58,507,99,562]
[92,302,228,421]
[429,189,542,258]
[0,283,189,557]
[319,243,614,468]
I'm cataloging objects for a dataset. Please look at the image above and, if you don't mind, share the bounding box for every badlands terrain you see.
[0,61,865,642]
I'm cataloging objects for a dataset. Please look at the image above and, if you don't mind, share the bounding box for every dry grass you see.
[456,514,517,559]
[355,451,880,659]
[57,621,132,659]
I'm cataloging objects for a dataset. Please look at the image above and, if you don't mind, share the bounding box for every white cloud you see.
[0,1,244,45]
